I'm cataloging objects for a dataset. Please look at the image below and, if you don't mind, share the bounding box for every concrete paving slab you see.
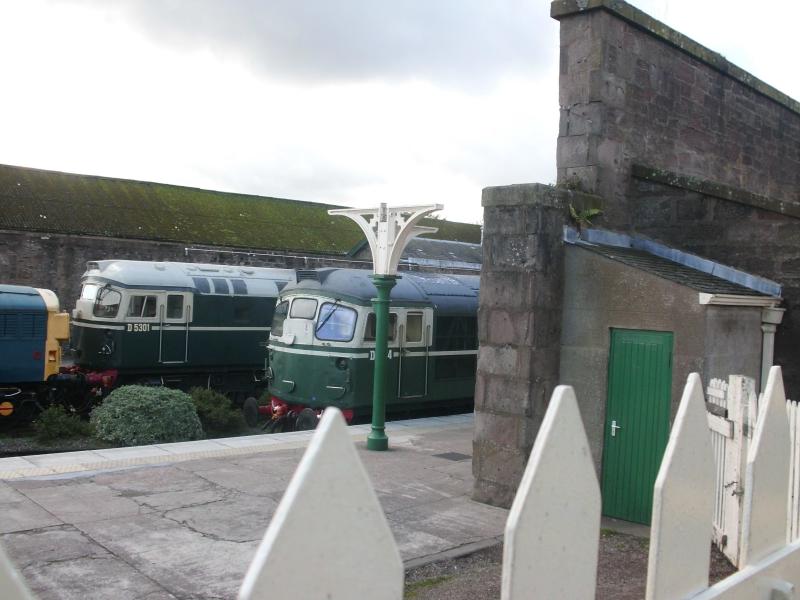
[23,450,108,468]
[3,525,176,600]
[212,434,283,448]
[179,464,292,498]
[155,440,230,453]
[386,496,509,548]
[162,493,279,543]
[75,513,259,599]
[0,482,63,534]
[93,465,232,512]
[16,481,155,524]
[0,456,38,472]
[93,445,172,460]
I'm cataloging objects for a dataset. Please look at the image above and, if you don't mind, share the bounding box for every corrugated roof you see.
[575,242,772,296]
[0,164,481,254]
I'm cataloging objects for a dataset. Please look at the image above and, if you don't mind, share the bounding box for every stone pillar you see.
[473,184,602,507]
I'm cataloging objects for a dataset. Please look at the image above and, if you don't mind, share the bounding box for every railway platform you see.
[0,413,512,599]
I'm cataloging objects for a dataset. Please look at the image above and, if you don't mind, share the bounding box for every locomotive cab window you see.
[315,303,357,342]
[272,300,289,336]
[364,312,397,342]
[166,295,184,320]
[81,284,100,301]
[127,295,158,318]
[93,287,121,318]
[290,298,318,319]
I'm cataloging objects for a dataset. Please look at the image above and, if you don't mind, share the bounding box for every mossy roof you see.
[0,164,481,254]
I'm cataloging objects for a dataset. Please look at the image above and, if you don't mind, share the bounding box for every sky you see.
[1,1,798,225]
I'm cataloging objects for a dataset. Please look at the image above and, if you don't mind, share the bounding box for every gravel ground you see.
[404,530,736,599]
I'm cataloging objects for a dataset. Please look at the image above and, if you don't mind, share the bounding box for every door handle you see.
[611,420,622,437]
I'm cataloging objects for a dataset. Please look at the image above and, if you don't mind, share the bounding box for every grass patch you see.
[404,575,453,598]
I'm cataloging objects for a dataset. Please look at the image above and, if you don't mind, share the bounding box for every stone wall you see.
[0,230,371,313]
[552,0,800,390]
[472,184,601,507]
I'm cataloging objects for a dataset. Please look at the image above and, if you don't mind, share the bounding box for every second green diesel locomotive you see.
[62,260,293,416]
[265,268,479,430]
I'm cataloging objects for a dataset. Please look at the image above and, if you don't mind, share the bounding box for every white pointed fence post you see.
[0,543,35,600]
[741,366,792,566]
[501,385,601,600]
[238,408,403,600]
[646,373,715,600]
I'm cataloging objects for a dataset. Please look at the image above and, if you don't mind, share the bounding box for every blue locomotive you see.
[0,285,70,419]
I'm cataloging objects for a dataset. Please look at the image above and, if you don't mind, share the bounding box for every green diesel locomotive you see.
[265,268,479,430]
[66,260,293,417]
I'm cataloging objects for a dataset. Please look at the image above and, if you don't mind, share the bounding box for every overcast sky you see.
[1,1,797,224]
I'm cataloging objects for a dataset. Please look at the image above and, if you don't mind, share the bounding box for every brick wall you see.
[553,0,800,390]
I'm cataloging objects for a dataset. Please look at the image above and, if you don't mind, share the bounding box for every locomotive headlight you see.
[336,357,349,370]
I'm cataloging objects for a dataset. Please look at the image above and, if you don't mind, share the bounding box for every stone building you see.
[474,0,800,512]
[0,163,481,310]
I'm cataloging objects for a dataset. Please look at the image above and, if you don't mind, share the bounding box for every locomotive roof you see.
[82,260,293,296]
[281,268,479,314]
[0,285,49,312]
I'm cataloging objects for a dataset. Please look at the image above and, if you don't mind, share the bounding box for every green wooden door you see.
[601,329,673,524]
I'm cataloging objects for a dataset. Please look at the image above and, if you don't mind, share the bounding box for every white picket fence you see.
[3,367,800,599]
[707,375,800,567]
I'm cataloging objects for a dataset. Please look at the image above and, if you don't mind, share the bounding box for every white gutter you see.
[698,293,782,307]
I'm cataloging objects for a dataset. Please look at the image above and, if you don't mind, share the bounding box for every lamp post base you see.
[366,431,389,451]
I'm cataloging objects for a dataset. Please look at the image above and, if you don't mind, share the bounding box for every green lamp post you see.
[328,203,443,450]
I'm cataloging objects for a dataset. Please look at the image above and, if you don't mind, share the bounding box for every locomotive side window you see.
[434,316,478,380]
[272,300,289,336]
[434,316,477,350]
[315,303,357,342]
[192,277,211,293]
[406,313,423,343]
[231,279,248,295]
[212,278,230,295]
[93,288,121,318]
[166,295,184,319]
[290,298,317,319]
[364,312,397,341]
[127,295,158,318]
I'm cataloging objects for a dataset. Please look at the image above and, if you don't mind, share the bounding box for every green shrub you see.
[91,385,203,446]
[190,388,247,436]
[33,405,93,442]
